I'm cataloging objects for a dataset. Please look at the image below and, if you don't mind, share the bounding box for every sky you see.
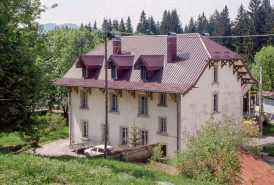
[38,0,273,30]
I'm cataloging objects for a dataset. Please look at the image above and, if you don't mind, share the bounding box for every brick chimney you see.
[167,32,177,63]
[113,35,121,55]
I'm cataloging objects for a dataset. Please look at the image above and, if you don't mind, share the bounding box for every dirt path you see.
[35,139,84,158]
[254,135,274,146]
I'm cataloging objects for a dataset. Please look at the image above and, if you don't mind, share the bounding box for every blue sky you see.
[38,0,273,30]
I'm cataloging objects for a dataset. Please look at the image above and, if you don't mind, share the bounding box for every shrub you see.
[42,112,66,135]
[128,126,142,147]
[149,142,166,162]
[176,115,260,184]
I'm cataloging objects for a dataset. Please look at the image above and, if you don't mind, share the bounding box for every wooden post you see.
[259,66,263,133]
[104,20,108,159]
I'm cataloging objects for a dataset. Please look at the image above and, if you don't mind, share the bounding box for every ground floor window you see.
[141,131,148,145]
[82,121,88,137]
[213,94,218,112]
[121,127,128,145]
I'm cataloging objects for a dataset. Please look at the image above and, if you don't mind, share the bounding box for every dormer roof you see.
[76,55,104,69]
[134,55,164,70]
[107,55,135,70]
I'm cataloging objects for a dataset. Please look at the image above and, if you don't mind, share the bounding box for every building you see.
[54,33,257,157]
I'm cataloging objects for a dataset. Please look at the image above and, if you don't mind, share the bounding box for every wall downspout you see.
[169,93,181,151]
[176,95,181,151]
[68,92,73,145]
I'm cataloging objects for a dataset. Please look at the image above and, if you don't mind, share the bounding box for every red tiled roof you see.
[55,34,257,94]
[76,55,104,69]
[108,55,135,70]
[134,55,164,70]
[240,148,274,185]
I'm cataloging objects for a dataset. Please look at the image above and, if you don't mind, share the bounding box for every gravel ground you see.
[35,139,84,158]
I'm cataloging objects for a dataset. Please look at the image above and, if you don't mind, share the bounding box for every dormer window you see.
[134,55,164,81]
[141,64,148,81]
[83,65,88,78]
[111,64,118,80]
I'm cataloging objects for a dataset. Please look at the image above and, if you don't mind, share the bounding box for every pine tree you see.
[208,10,219,36]
[88,22,92,31]
[126,16,133,33]
[113,19,119,31]
[101,18,107,30]
[148,16,157,35]
[184,25,188,33]
[80,23,84,29]
[156,21,161,35]
[160,10,172,34]
[136,10,149,34]
[188,17,196,33]
[119,18,126,33]
[93,20,97,29]
[196,12,208,33]
[170,9,183,33]
[234,4,250,59]
[108,19,113,31]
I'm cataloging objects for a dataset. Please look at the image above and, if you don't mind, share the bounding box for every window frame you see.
[139,95,148,116]
[121,127,128,145]
[111,64,118,80]
[141,130,148,145]
[158,93,167,106]
[110,93,118,112]
[213,65,218,83]
[158,117,167,134]
[83,65,88,78]
[213,93,219,113]
[80,91,88,109]
[141,64,148,81]
[82,121,88,138]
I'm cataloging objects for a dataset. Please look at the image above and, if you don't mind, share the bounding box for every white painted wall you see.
[180,61,244,140]
[71,89,178,157]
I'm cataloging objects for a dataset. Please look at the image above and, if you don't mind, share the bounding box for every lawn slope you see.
[0,152,210,185]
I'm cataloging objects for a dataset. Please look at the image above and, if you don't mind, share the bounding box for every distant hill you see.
[42,23,79,32]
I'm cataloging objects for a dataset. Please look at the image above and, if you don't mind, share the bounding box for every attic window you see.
[83,65,88,78]
[111,64,118,80]
[141,64,148,81]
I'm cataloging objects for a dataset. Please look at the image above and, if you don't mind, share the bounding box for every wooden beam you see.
[233,65,244,74]
[114,89,122,97]
[229,60,237,68]
[208,61,218,69]
[221,60,229,68]
[146,92,153,100]
[128,91,136,98]
[73,87,78,93]
[241,78,252,86]
[99,88,105,94]
[83,87,92,95]
[237,72,248,81]
[65,86,73,93]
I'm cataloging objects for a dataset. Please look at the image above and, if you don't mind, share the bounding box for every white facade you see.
[69,60,245,158]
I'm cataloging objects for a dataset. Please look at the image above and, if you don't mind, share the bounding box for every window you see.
[83,65,88,78]
[81,91,88,108]
[141,131,148,145]
[159,93,166,105]
[83,121,88,137]
[141,65,148,80]
[213,94,218,112]
[110,93,118,111]
[111,64,118,79]
[121,127,128,145]
[159,117,167,133]
[213,66,218,83]
[139,96,148,115]
[102,124,109,142]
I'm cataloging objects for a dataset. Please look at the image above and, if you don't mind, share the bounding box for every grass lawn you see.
[263,123,274,135]
[0,152,211,185]
[0,126,69,147]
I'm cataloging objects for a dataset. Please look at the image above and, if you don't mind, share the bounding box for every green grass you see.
[0,126,69,147]
[262,145,274,156]
[0,152,211,185]
[263,123,274,135]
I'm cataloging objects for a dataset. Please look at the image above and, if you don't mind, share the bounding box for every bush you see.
[42,113,66,135]
[149,142,166,162]
[176,115,260,184]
